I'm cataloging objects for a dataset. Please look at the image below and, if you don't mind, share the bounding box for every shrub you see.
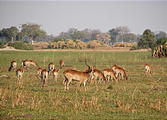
[8,41,34,50]
[130,45,139,50]
[0,42,5,48]
[87,40,105,49]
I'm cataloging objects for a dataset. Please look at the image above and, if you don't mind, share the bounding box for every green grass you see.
[0,51,167,119]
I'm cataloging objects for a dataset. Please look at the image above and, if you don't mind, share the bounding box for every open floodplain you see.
[0,50,167,119]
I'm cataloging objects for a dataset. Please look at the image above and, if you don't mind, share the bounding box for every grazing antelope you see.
[63,60,93,90]
[16,68,24,87]
[8,61,17,71]
[22,60,38,68]
[36,67,43,80]
[41,69,49,87]
[103,69,118,82]
[87,66,106,84]
[85,60,106,84]
[16,68,24,80]
[52,68,60,82]
[111,64,128,80]
[60,59,64,69]
[144,64,152,75]
[48,62,55,74]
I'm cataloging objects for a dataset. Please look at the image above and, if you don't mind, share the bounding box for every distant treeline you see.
[0,23,167,52]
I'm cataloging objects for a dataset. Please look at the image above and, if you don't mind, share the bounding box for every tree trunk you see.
[11,37,14,43]
[30,37,34,45]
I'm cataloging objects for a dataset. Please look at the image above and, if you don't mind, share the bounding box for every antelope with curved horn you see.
[8,61,17,72]
[63,59,93,90]
[111,64,128,80]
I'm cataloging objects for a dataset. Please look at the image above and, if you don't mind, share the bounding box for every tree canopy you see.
[138,29,156,49]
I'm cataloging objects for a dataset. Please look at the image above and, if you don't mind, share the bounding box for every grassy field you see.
[0,51,167,119]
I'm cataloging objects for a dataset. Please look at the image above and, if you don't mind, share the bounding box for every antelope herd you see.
[8,58,152,90]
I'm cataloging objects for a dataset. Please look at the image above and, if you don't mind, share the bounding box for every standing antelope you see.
[52,69,60,82]
[111,64,128,80]
[63,60,93,90]
[41,69,49,87]
[8,61,17,71]
[22,60,38,68]
[36,67,43,80]
[144,64,152,75]
[85,60,106,84]
[103,69,118,82]
[48,62,55,74]
[60,59,64,69]
[16,68,24,87]
[87,66,106,84]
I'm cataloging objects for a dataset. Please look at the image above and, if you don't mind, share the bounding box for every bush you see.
[0,42,5,48]
[130,45,139,50]
[156,38,167,45]
[8,41,34,50]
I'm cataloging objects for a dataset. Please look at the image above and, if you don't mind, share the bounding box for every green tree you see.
[155,31,167,39]
[123,33,137,43]
[109,28,119,44]
[138,29,156,49]
[0,27,19,42]
[21,23,47,44]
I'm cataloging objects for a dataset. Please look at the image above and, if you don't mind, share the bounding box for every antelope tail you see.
[8,66,12,72]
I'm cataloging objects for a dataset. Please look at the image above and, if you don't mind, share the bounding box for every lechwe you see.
[86,61,106,84]
[22,60,38,69]
[16,67,24,87]
[60,59,64,69]
[36,67,43,80]
[8,61,17,71]
[103,69,118,82]
[41,69,49,87]
[111,64,128,80]
[63,59,94,90]
[48,62,55,74]
[52,69,60,82]
[144,64,152,75]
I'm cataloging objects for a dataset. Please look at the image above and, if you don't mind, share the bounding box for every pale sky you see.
[0,0,167,36]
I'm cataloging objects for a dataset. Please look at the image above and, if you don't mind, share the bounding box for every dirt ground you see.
[0,46,151,52]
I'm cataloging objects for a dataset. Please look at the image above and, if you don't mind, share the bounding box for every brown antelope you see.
[111,64,128,80]
[8,61,17,71]
[60,59,64,69]
[63,60,93,90]
[16,67,24,87]
[41,69,49,87]
[22,60,38,68]
[48,62,55,74]
[87,66,106,84]
[103,69,118,82]
[36,67,43,80]
[52,68,60,82]
[144,64,152,75]
[85,60,106,84]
